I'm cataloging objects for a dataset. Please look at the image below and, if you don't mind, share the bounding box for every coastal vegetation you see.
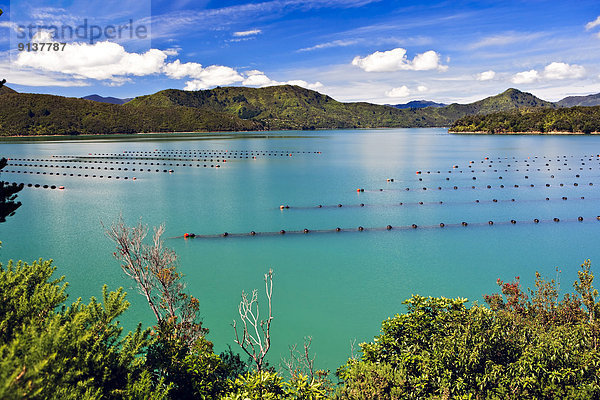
[2,218,600,398]
[3,83,593,136]
[450,106,600,134]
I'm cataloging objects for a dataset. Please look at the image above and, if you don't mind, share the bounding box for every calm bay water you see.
[2,128,600,372]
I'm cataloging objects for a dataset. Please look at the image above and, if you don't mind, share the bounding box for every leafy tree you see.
[104,217,206,346]
[338,261,600,399]
[0,157,23,223]
[0,258,170,399]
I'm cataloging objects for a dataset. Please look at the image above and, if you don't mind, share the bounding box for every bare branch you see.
[104,216,206,345]
[232,269,274,371]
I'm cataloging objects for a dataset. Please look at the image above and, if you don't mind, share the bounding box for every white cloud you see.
[163,60,207,79]
[469,32,545,50]
[298,39,358,52]
[351,47,447,72]
[417,85,428,92]
[180,65,244,90]
[240,70,322,90]
[285,80,323,90]
[511,69,539,84]
[12,36,322,90]
[15,41,168,80]
[242,70,276,86]
[476,70,496,81]
[510,62,586,85]
[585,16,600,30]
[543,62,585,80]
[233,29,262,37]
[385,85,410,98]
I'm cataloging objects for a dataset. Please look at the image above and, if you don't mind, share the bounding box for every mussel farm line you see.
[173,215,600,239]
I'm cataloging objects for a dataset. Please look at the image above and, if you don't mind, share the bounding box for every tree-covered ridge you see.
[556,93,600,107]
[127,86,557,131]
[0,84,566,135]
[450,106,600,134]
[0,92,261,136]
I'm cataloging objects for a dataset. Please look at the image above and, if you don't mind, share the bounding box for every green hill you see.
[556,93,600,107]
[0,84,562,136]
[127,85,421,130]
[0,92,260,136]
[127,86,555,130]
[450,106,600,134]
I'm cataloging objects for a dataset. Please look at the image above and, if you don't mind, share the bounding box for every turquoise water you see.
[2,128,600,372]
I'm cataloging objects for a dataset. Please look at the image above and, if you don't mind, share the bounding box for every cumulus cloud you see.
[13,35,321,90]
[543,62,585,80]
[15,41,168,80]
[240,70,323,90]
[511,62,585,85]
[586,16,600,30]
[181,66,245,90]
[385,85,410,98]
[511,69,539,84]
[417,85,428,92]
[162,60,245,89]
[351,48,447,72]
[476,70,496,81]
[242,70,276,86]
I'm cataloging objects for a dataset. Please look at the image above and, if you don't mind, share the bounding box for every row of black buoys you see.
[362,181,596,192]
[21,183,64,189]
[12,159,221,168]
[48,155,226,164]
[177,216,599,238]
[4,170,133,180]
[282,195,595,211]
[121,149,319,154]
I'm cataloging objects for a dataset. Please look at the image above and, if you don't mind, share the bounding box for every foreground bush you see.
[337,260,600,399]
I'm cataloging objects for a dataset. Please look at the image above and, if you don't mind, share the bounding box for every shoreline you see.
[449,130,600,135]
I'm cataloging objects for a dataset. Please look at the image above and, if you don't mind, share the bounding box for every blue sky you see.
[1,0,600,103]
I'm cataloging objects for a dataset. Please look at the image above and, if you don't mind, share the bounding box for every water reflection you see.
[0,157,23,223]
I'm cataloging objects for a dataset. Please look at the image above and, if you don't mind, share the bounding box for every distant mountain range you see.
[390,100,446,109]
[82,94,133,105]
[2,84,600,136]
[555,93,600,108]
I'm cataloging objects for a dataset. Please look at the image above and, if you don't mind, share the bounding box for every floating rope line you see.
[3,181,65,190]
[276,195,592,210]
[49,155,227,163]
[2,170,131,179]
[172,215,598,239]
[354,181,595,193]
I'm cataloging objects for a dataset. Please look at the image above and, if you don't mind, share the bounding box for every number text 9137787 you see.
[18,43,67,51]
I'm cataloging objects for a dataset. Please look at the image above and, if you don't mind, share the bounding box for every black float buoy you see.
[386,225,393,230]
[510,220,516,224]
[304,228,309,233]
[335,227,341,232]
[578,216,584,221]
[534,219,539,223]
[462,221,468,226]
[488,221,494,225]
[439,223,445,228]
[411,224,418,229]
[358,226,364,231]
[280,230,286,234]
